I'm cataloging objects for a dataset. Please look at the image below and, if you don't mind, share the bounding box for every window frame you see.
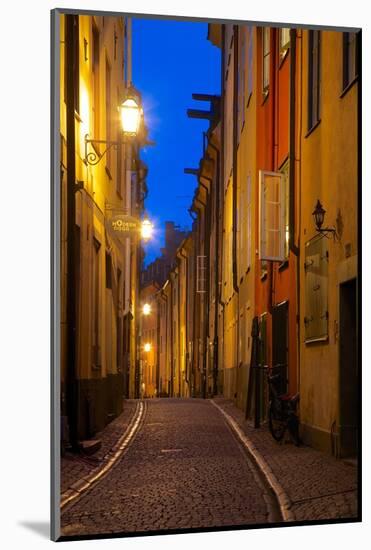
[259,169,286,263]
[307,30,321,133]
[279,27,290,64]
[342,31,359,94]
[262,27,270,99]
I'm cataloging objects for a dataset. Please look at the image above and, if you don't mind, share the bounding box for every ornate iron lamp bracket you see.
[84,134,121,166]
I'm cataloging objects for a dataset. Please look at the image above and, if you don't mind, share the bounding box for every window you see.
[304,235,329,342]
[279,28,290,60]
[262,27,270,97]
[237,27,246,137]
[92,23,100,138]
[92,238,101,368]
[105,58,112,172]
[343,32,358,90]
[238,174,252,279]
[308,30,321,131]
[116,87,122,196]
[105,253,112,289]
[247,28,253,100]
[196,255,207,293]
[280,160,290,260]
[259,170,285,262]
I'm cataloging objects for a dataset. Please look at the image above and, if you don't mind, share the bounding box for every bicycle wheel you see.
[268,401,286,441]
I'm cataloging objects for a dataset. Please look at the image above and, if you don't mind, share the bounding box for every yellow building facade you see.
[60,13,144,440]
[298,30,359,455]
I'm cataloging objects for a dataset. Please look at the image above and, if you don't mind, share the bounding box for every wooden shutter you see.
[259,170,285,262]
[304,235,329,342]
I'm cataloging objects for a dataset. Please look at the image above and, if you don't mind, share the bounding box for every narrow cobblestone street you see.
[61,399,280,536]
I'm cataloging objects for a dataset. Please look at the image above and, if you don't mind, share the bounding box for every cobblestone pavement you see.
[61,399,137,495]
[213,399,358,522]
[61,399,277,537]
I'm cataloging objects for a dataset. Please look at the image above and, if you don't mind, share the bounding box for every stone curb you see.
[211,399,295,522]
[61,401,145,511]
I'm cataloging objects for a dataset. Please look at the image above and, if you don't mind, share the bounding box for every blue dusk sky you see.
[132,18,221,265]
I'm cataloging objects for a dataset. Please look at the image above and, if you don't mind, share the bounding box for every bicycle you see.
[264,364,301,446]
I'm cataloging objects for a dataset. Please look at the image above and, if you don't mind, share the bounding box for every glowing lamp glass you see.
[141,219,153,241]
[144,343,152,353]
[120,98,141,135]
[143,303,152,316]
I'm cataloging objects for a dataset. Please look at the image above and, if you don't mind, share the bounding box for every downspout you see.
[207,140,221,395]
[232,25,239,294]
[65,14,78,449]
[160,289,168,396]
[219,25,226,395]
[268,27,277,314]
[169,276,174,397]
[232,25,240,399]
[177,261,181,397]
[200,178,212,398]
[179,248,189,389]
[195,186,209,399]
[289,29,300,397]
[124,17,133,394]
[155,292,161,396]
[191,205,201,396]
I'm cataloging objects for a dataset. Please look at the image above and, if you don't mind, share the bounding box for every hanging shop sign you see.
[110,215,140,236]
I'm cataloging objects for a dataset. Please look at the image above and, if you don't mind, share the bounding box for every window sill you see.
[305,118,321,139]
[340,76,358,99]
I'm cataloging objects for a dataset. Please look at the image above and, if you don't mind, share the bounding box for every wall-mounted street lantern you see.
[312,200,338,239]
[119,87,143,136]
[84,85,143,166]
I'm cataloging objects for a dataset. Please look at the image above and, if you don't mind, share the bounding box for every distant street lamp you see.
[142,303,152,316]
[141,218,154,241]
[144,342,152,353]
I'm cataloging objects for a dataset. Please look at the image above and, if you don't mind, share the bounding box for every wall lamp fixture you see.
[84,86,143,166]
[312,200,338,240]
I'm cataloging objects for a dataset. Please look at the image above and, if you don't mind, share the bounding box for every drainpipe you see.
[160,289,168,396]
[179,248,189,389]
[65,14,78,450]
[124,17,133,394]
[289,29,300,397]
[232,25,239,295]
[191,205,201,396]
[289,29,299,258]
[177,260,181,397]
[200,178,212,398]
[155,291,161,396]
[206,139,221,395]
[195,185,209,399]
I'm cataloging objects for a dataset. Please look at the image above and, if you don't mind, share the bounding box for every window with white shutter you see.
[259,170,285,262]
